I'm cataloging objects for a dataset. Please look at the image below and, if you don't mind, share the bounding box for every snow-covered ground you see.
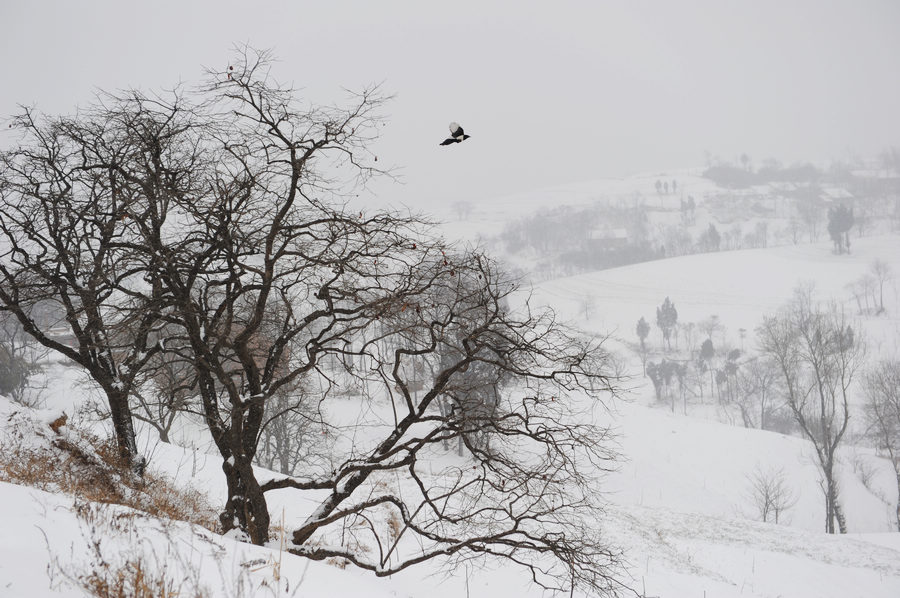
[527,235,900,352]
[2,215,900,596]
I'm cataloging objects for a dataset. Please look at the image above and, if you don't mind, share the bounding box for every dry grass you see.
[78,555,208,598]
[49,502,215,598]
[0,423,218,533]
[0,410,291,598]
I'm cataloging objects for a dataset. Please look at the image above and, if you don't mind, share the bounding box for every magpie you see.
[440,122,471,146]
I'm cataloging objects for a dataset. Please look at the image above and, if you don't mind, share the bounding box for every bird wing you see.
[440,138,457,146]
[449,122,464,137]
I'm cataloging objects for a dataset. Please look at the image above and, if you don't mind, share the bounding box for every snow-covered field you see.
[2,210,900,596]
[528,235,900,352]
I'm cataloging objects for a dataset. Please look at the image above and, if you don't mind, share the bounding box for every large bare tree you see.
[1,48,625,593]
[758,287,865,533]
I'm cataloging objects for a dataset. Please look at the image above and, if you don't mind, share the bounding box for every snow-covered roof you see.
[589,228,628,240]
[821,187,853,200]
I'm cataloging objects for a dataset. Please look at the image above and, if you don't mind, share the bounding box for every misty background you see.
[2,0,899,210]
[2,2,900,596]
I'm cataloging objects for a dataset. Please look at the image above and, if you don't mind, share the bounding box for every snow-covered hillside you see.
[530,234,900,353]
[2,230,900,597]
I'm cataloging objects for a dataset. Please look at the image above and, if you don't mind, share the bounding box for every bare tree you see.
[636,316,650,377]
[37,48,626,592]
[745,465,797,524]
[870,259,892,314]
[796,191,823,242]
[679,321,698,358]
[862,360,900,530]
[844,274,873,315]
[734,356,782,430]
[580,292,597,320]
[0,311,46,405]
[699,314,723,342]
[255,381,331,477]
[450,200,473,221]
[0,106,178,473]
[758,287,865,533]
[130,344,198,444]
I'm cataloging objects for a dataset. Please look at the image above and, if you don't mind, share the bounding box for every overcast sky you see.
[2,0,899,209]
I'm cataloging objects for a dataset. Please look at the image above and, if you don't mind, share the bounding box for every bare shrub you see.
[745,465,797,524]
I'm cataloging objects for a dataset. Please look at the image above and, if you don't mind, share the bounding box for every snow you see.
[1,203,900,595]
[528,235,900,349]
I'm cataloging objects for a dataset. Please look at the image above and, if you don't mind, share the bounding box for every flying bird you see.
[440,122,471,146]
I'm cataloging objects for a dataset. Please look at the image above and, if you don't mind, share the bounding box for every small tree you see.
[734,356,781,430]
[700,315,722,342]
[699,338,715,394]
[674,361,688,414]
[580,293,598,320]
[0,312,44,404]
[797,191,823,242]
[646,361,663,403]
[255,382,330,477]
[870,259,892,314]
[827,205,854,254]
[636,316,650,376]
[656,297,678,351]
[699,223,721,252]
[746,465,797,524]
[451,200,473,221]
[717,349,741,404]
[130,349,196,444]
[862,360,900,530]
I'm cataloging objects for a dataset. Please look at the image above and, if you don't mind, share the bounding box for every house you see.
[587,228,629,251]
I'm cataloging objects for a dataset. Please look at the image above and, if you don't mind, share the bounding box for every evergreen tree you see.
[827,205,854,254]
[656,297,678,351]
[702,223,721,252]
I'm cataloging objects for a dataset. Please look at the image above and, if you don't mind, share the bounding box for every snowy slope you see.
[1,233,900,595]
[527,234,900,533]
[3,441,899,598]
[528,234,900,350]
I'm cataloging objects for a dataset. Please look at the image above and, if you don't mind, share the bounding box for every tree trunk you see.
[823,462,846,534]
[894,463,900,531]
[107,389,145,475]
[221,457,271,545]
[834,498,848,534]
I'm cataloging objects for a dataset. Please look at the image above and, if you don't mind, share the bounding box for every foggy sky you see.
[2,0,899,210]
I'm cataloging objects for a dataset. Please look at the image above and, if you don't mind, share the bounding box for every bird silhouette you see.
[440,122,471,146]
